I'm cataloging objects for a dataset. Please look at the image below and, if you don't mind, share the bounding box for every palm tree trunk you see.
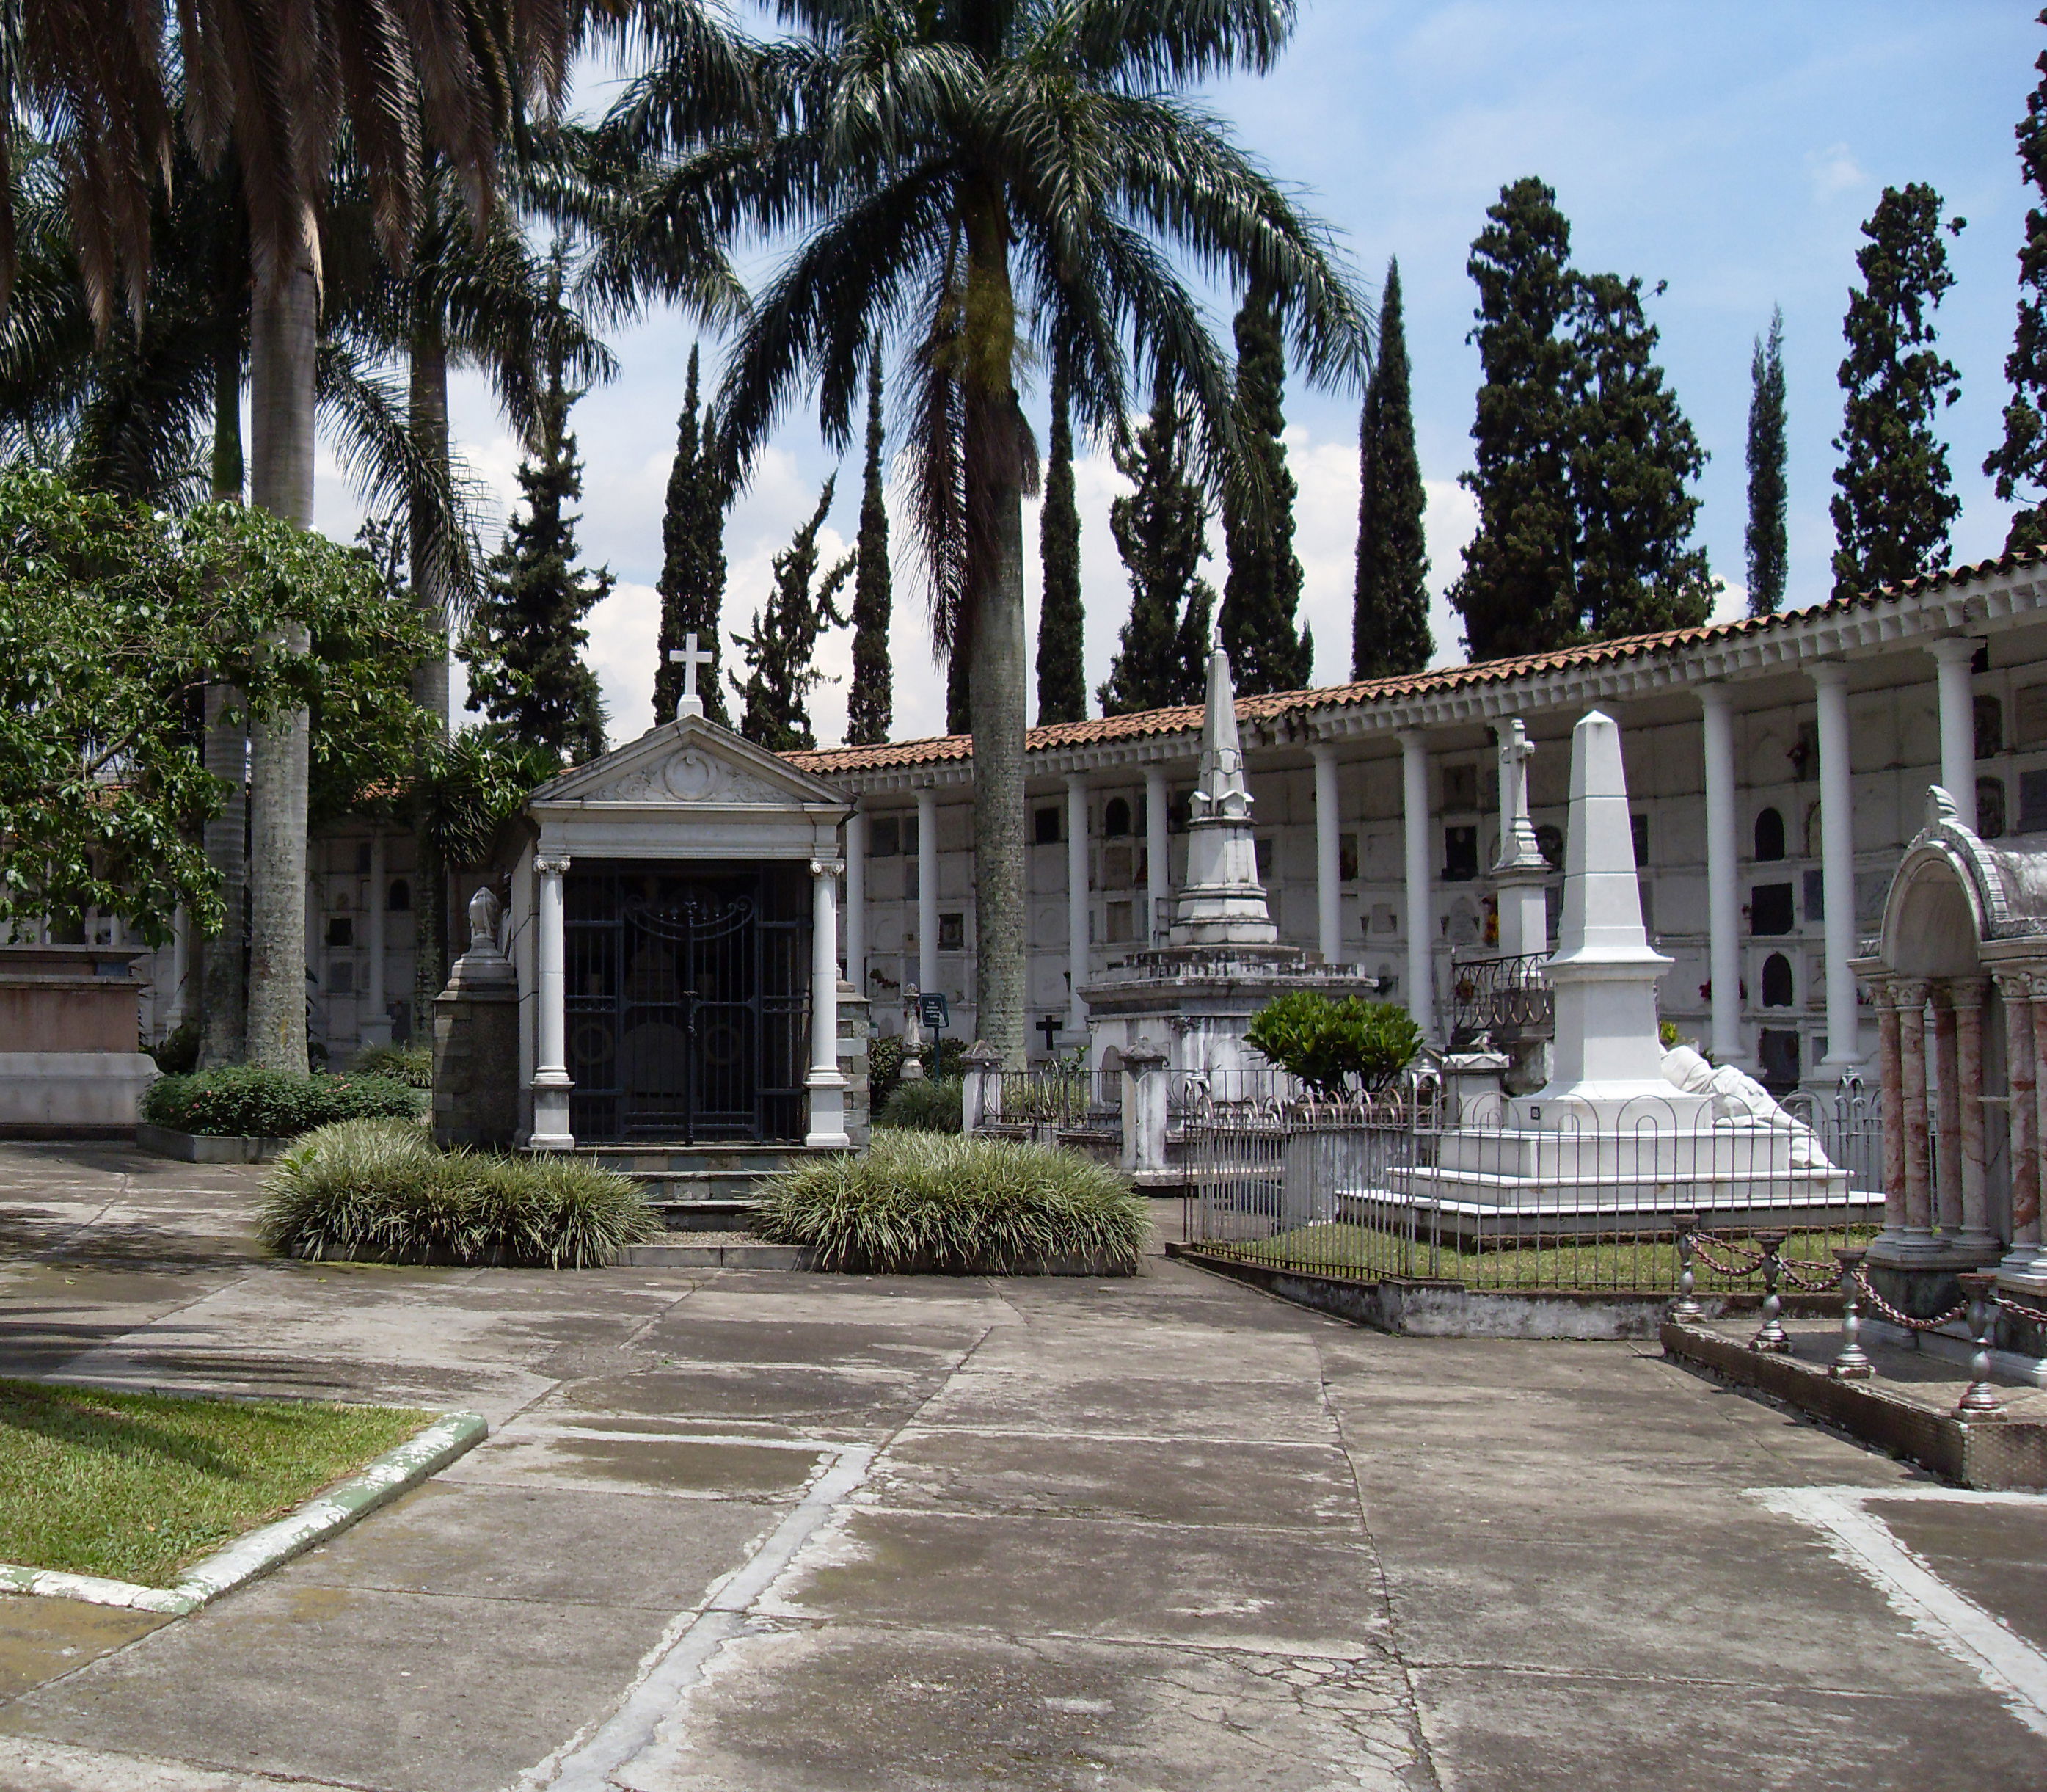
[962,192,1028,1065]
[244,219,318,1074]
[408,322,452,1029]
[197,335,247,1066]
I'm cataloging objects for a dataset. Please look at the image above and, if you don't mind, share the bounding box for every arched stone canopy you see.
[1860,785,2047,1289]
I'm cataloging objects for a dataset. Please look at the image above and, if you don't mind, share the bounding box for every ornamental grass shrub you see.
[755,1131,1150,1275]
[258,1119,660,1268]
[351,1042,433,1089]
[875,1076,963,1133]
[143,1066,425,1137]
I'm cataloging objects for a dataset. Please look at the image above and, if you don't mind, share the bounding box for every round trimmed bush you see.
[143,1066,425,1137]
[258,1119,660,1268]
[755,1131,1150,1275]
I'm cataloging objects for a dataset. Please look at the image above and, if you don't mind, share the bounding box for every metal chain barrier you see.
[1850,1265,1967,1333]
[1993,1288,2047,1328]
[1685,1229,1835,1291]
[1772,1256,1842,1294]
[1686,1232,1766,1276]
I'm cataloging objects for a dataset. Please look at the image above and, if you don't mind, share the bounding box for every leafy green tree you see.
[732,480,854,752]
[1244,992,1422,1099]
[1222,281,1313,693]
[1451,178,1582,661]
[847,358,894,745]
[1746,307,1789,613]
[1101,371,1215,715]
[459,354,610,765]
[12,0,590,1074]
[1831,183,1966,597]
[653,345,731,726]
[0,467,431,946]
[1353,258,1432,679]
[599,0,1366,1059]
[1987,21,2047,555]
[1036,357,1086,724]
[1567,272,1713,638]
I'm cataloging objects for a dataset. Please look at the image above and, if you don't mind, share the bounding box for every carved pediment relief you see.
[588,743,794,806]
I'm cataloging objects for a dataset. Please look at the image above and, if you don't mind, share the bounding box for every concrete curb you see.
[1660,1319,2047,1490]
[1169,1245,1831,1339]
[0,1409,487,1617]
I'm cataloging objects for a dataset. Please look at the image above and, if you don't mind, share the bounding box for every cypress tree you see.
[1831,183,1966,597]
[1451,178,1581,662]
[1986,21,2047,555]
[1566,272,1713,639]
[1221,282,1313,693]
[846,360,894,745]
[459,354,610,762]
[1745,307,1789,614]
[1352,258,1432,680]
[654,346,730,726]
[731,478,854,752]
[1100,371,1217,715]
[1036,357,1087,724]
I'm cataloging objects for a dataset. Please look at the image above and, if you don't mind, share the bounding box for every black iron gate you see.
[563,864,808,1143]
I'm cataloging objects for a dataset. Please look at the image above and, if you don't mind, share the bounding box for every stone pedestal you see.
[0,946,156,1136]
[838,985,871,1150]
[432,890,519,1151]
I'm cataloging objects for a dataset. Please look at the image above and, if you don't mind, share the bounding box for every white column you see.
[916,786,938,1000]
[1929,636,1978,833]
[361,832,391,1047]
[1399,730,1435,1041]
[530,853,573,1149]
[1698,685,1743,1067]
[1811,663,1863,1070]
[1145,765,1170,943]
[844,804,866,999]
[1066,773,1088,1034]
[806,859,850,1148]
[167,903,190,1031]
[1312,740,1342,965]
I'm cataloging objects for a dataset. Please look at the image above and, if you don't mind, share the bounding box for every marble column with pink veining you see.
[1999,969,2040,1277]
[1930,986,1964,1238]
[1897,980,1934,1246]
[1873,980,1908,1242]
[1952,979,1996,1254]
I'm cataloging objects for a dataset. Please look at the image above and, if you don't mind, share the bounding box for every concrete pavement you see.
[0,1139,2040,1790]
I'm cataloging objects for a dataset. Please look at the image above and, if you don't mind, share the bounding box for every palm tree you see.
[601,0,1367,1060]
[6,0,591,1072]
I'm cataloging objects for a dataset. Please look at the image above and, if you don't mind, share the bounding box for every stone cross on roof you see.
[668,633,713,721]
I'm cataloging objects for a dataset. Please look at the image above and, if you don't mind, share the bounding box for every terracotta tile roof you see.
[783,545,2047,777]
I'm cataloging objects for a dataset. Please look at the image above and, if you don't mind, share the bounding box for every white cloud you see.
[1806,142,1867,203]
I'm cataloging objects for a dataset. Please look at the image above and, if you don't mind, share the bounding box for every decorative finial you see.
[1927,784,1960,827]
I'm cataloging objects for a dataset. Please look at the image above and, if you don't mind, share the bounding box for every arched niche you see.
[1885,856,1984,979]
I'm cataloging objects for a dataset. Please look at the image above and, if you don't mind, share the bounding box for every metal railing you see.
[1186,1081,1886,1294]
[1448,950,1553,1046]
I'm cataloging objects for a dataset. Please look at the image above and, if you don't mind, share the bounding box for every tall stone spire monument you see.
[1081,647,1385,1075]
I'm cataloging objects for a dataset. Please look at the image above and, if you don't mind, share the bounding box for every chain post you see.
[1828,1246,1873,1380]
[1956,1272,2006,1420]
[1748,1230,1792,1353]
[1669,1212,1703,1321]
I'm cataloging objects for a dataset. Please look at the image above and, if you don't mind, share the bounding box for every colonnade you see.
[1865,969,2047,1280]
[833,640,1984,1071]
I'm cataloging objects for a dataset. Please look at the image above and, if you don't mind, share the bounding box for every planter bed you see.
[136,1123,297,1164]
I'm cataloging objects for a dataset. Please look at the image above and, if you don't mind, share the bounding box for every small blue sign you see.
[919,991,949,1030]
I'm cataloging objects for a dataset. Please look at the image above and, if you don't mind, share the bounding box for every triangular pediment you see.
[530,715,846,812]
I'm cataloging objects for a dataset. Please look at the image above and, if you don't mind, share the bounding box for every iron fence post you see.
[1956,1272,2006,1419]
[1828,1246,1873,1379]
[1669,1212,1702,1321]
[1749,1231,1792,1352]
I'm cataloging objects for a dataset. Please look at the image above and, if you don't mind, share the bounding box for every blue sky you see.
[316,1,2045,748]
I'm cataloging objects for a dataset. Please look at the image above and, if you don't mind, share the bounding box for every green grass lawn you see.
[0,1378,433,1587]
[1210,1222,1875,1294]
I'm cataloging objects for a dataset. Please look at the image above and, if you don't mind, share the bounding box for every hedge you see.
[142,1066,426,1138]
